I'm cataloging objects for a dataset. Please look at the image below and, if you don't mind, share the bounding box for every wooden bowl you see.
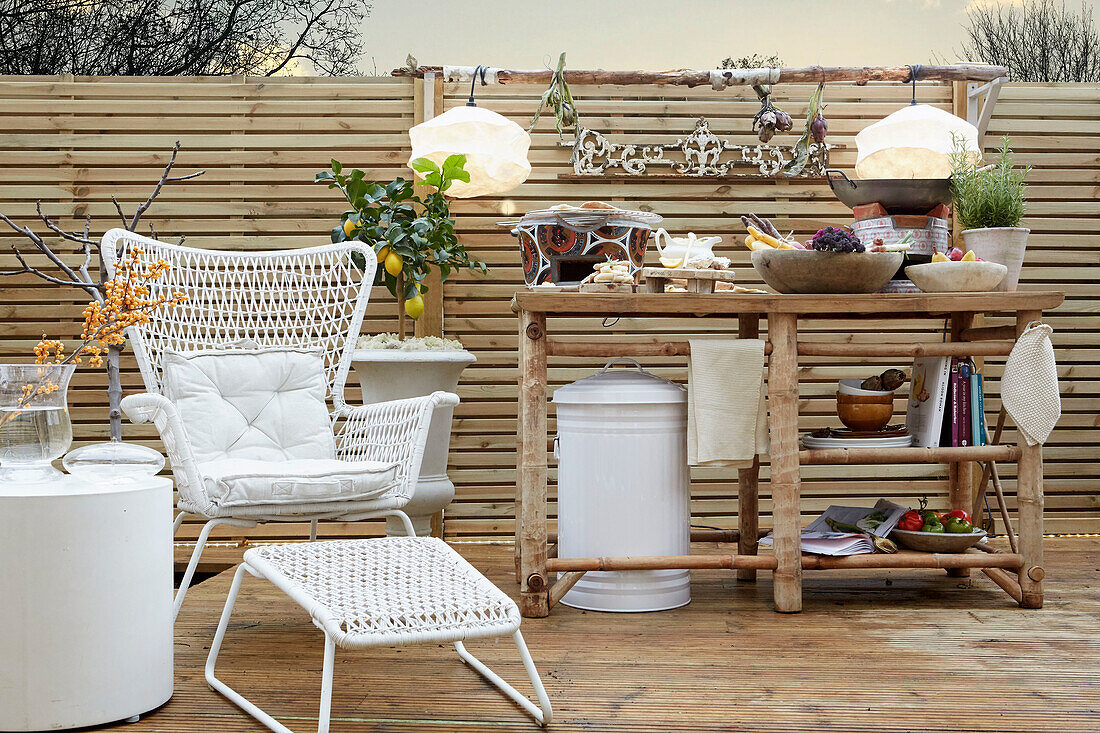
[890,528,987,553]
[750,249,903,294]
[836,391,894,431]
[904,261,1008,293]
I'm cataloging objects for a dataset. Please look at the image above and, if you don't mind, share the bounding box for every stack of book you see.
[906,356,987,448]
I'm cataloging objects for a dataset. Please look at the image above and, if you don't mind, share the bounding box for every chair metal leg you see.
[173,511,187,534]
[390,509,416,537]
[454,631,553,725]
[336,509,417,537]
[174,517,255,620]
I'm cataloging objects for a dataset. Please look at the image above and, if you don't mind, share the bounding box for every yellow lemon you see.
[931,252,950,263]
[962,250,977,261]
[342,218,357,237]
[404,293,425,320]
[659,256,684,268]
[376,245,390,263]
[384,250,404,277]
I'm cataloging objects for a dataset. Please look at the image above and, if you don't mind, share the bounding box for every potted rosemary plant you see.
[951,137,1031,291]
[316,155,484,536]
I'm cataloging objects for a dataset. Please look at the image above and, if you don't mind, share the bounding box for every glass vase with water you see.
[0,364,76,482]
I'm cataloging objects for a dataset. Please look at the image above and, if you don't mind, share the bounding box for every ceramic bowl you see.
[890,527,988,553]
[751,249,903,294]
[838,378,894,397]
[904,261,1009,293]
[835,391,894,431]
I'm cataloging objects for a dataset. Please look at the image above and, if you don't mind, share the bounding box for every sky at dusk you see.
[360,0,1100,74]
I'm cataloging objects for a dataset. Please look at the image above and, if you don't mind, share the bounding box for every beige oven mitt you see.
[1001,322,1060,446]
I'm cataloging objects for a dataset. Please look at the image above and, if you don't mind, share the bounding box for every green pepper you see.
[944,516,973,533]
[922,521,945,533]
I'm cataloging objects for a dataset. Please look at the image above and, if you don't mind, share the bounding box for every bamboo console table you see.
[511,291,1064,617]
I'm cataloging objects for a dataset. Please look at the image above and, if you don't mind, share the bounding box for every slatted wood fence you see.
[0,75,1095,542]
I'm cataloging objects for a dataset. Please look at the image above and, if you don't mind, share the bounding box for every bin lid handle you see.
[598,357,647,375]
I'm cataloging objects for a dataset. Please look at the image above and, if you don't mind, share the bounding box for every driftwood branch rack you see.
[393,64,1008,86]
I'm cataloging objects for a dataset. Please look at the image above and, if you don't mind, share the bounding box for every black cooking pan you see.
[826,169,952,214]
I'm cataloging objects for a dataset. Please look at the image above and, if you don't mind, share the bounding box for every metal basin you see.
[826,169,952,214]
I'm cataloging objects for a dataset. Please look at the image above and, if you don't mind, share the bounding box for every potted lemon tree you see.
[316,155,483,535]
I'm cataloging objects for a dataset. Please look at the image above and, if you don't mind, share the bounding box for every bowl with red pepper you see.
[891,508,987,552]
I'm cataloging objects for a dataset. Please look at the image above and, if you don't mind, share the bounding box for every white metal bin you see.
[553,358,690,612]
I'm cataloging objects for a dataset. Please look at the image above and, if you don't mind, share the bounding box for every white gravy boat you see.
[653,229,722,266]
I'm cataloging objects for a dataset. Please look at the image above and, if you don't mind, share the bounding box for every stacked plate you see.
[802,425,913,449]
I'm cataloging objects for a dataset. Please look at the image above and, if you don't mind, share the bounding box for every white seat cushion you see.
[199,458,398,509]
[162,347,337,463]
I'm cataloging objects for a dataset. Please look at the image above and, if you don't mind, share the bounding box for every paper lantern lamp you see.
[408,105,532,198]
[855,104,980,180]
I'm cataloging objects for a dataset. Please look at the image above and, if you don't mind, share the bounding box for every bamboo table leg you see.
[948,313,975,577]
[1015,310,1045,608]
[768,313,802,612]
[737,314,761,582]
[518,309,550,617]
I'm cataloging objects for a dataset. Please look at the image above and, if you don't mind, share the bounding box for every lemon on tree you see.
[404,292,425,319]
[317,153,487,336]
[384,249,403,277]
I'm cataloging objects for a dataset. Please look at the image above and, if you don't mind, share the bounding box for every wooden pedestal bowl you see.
[836,391,894,432]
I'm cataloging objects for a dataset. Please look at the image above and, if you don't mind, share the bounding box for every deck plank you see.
[113,538,1100,732]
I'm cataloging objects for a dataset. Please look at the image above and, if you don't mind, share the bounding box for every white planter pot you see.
[350,349,475,536]
[961,227,1029,292]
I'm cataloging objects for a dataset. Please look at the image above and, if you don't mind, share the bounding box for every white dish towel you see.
[1001,321,1061,446]
[687,339,770,467]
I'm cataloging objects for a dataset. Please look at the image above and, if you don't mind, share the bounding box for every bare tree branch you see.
[959,0,1100,82]
[2,244,99,293]
[0,209,87,286]
[111,197,128,228]
[0,0,372,76]
[128,141,205,231]
[36,201,97,246]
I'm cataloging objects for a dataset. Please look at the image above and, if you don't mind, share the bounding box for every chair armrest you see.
[333,391,460,501]
[121,393,211,515]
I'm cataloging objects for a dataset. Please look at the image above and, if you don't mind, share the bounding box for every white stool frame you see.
[206,563,553,731]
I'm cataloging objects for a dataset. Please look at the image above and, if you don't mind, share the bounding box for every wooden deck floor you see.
[109,538,1099,733]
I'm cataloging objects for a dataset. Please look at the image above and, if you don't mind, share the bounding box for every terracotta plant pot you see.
[961,227,1029,292]
[836,391,894,432]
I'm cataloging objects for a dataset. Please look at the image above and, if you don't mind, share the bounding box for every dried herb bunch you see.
[951,136,1029,230]
[529,52,578,140]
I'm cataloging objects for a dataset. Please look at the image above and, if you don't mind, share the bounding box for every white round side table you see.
[0,474,174,730]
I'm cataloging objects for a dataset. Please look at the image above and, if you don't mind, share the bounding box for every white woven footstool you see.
[205,537,552,731]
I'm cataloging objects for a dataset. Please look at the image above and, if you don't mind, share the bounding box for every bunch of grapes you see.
[809,226,864,253]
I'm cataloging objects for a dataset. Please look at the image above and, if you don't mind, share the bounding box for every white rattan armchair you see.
[102,229,458,619]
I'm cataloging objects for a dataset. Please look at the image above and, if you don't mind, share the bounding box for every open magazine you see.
[759,499,909,556]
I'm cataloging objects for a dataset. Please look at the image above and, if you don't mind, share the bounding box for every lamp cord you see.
[467,65,488,107]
